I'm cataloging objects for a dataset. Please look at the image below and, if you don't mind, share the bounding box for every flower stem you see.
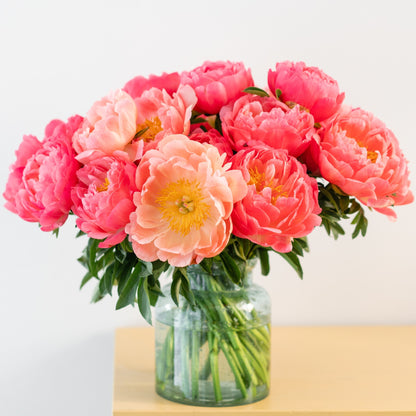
[208,331,222,402]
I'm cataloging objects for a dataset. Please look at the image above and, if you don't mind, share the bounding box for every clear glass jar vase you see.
[154,260,271,407]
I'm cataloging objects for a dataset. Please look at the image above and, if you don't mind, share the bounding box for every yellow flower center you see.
[96,177,110,192]
[356,141,378,163]
[248,166,288,204]
[156,179,210,235]
[135,117,163,142]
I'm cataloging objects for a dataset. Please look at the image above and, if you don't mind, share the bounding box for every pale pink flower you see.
[3,116,83,231]
[220,94,316,157]
[126,134,247,267]
[73,89,139,163]
[318,107,414,219]
[268,61,345,122]
[72,156,137,248]
[181,61,254,115]
[132,85,197,155]
[123,72,180,98]
[190,129,233,160]
[231,147,322,253]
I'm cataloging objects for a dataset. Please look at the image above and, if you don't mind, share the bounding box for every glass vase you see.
[154,260,271,407]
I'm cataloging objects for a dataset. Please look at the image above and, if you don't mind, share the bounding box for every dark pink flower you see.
[268,61,345,122]
[220,94,316,157]
[3,116,83,231]
[190,129,233,160]
[72,156,137,248]
[231,147,321,252]
[123,72,180,98]
[319,107,414,219]
[181,61,254,115]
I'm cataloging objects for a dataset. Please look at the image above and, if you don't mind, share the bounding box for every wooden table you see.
[113,326,416,415]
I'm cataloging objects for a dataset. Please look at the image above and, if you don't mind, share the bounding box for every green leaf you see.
[100,263,116,296]
[52,228,59,238]
[242,87,269,97]
[115,262,142,310]
[87,238,101,277]
[138,278,152,325]
[220,251,241,284]
[275,88,282,99]
[79,271,94,289]
[133,126,149,139]
[199,258,213,274]
[278,251,303,279]
[76,230,86,238]
[257,248,270,276]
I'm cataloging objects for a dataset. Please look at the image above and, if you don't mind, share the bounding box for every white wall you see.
[1,1,415,415]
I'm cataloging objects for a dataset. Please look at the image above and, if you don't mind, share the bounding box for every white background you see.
[1,1,415,415]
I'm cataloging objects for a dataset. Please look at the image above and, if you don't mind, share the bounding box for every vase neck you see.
[186,259,256,291]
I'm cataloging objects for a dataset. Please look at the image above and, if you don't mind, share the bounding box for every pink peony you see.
[180,61,254,115]
[72,156,137,248]
[123,72,180,98]
[268,61,345,122]
[132,85,197,155]
[126,134,247,267]
[73,89,139,163]
[190,128,234,160]
[231,147,322,252]
[220,94,316,157]
[318,107,414,219]
[3,116,83,231]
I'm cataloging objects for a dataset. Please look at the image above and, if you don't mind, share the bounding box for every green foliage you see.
[242,87,270,97]
[78,236,170,323]
[318,182,368,239]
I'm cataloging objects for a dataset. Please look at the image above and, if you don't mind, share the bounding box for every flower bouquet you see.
[4,60,413,407]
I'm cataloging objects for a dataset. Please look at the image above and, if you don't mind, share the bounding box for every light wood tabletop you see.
[113,326,416,415]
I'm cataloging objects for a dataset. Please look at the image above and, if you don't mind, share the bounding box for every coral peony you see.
[231,147,322,252]
[220,94,316,157]
[126,134,247,267]
[123,72,180,98]
[268,61,344,122]
[3,116,83,231]
[318,107,414,219]
[181,61,254,115]
[132,85,197,155]
[73,89,139,163]
[72,156,137,248]
[190,128,233,160]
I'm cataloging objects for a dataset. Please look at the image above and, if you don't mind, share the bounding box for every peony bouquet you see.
[4,60,413,406]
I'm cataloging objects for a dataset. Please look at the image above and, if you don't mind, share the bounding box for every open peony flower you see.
[268,61,345,122]
[123,71,180,99]
[318,107,414,219]
[231,147,322,252]
[180,61,254,115]
[220,94,316,157]
[126,134,247,267]
[71,156,138,248]
[73,89,139,163]
[3,116,83,231]
[132,85,197,156]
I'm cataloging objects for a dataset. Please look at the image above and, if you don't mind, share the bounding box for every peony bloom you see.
[126,134,247,267]
[3,116,83,231]
[180,61,254,115]
[318,107,414,219]
[73,89,139,163]
[190,128,234,160]
[72,156,137,248]
[123,71,181,98]
[132,85,197,155]
[220,94,317,157]
[231,147,322,252]
[268,61,345,122]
